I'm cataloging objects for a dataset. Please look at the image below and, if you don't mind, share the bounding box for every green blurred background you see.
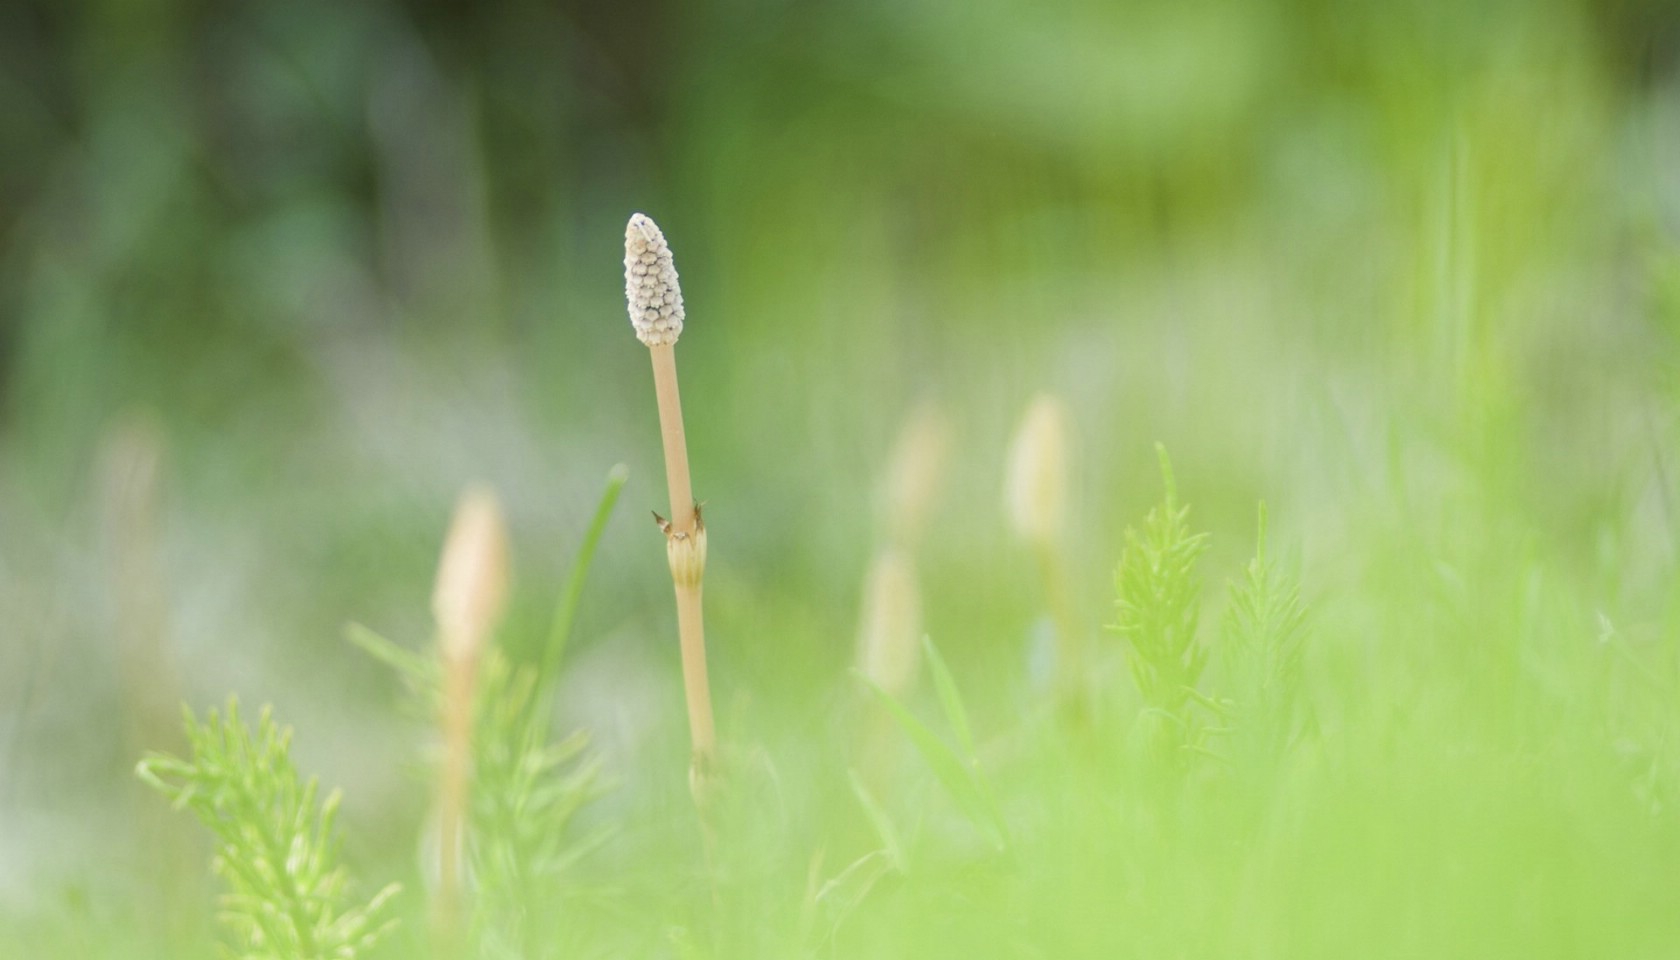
[5,0,1680,954]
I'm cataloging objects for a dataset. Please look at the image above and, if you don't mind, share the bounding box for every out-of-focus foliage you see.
[5,0,1680,956]
[1110,447,1211,742]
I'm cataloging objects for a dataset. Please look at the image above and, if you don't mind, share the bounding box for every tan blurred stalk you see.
[857,549,923,699]
[1005,394,1085,714]
[855,403,947,788]
[880,400,950,551]
[857,400,950,699]
[430,486,510,955]
[100,412,201,946]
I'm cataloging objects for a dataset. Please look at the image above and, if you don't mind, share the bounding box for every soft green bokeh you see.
[3,0,1679,956]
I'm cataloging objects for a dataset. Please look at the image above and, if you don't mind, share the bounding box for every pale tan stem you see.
[1037,539,1086,713]
[649,344,695,534]
[435,648,477,954]
[648,341,717,796]
[675,579,717,776]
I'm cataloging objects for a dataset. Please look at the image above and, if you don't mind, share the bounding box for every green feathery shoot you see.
[135,699,398,960]
[1110,445,1211,719]
[346,630,608,957]
[1221,503,1309,752]
[471,653,611,959]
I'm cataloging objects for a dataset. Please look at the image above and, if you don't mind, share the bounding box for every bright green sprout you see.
[135,699,399,960]
[1109,444,1212,760]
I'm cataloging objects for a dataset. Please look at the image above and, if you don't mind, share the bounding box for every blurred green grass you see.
[3,0,1680,956]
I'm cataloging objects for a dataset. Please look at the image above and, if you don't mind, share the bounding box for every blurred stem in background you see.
[429,487,510,953]
[1005,394,1084,715]
[99,411,204,950]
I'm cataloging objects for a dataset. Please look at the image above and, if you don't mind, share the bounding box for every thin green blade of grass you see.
[541,463,629,690]
[811,849,897,948]
[344,621,436,686]
[921,635,976,760]
[848,768,907,873]
[855,670,1009,852]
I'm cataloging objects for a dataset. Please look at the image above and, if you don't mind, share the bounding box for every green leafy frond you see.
[471,650,612,959]
[1221,503,1310,750]
[135,699,399,960]
[1109,445,1212,717]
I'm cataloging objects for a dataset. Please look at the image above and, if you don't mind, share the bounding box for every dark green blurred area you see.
[5,0,1680,954]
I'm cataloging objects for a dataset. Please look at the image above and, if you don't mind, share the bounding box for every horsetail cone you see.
[625,213,700,537]
[625,213,685,347]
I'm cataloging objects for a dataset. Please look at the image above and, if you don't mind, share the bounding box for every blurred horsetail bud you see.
[880,400,950,549]
[430,484,508,949]
[857,548,924,698]
[432,485,510,663]
[625,213,685,347]
[1005,394,1087,715]
[1005,394,1071,548]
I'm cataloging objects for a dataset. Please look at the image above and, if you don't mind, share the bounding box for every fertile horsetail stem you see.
[624,213,718,802]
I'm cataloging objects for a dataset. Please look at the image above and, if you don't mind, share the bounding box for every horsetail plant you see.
[880,399,949,551]
[346,473,619,960]
[1220,503,1310,759]
[136,700,400,960]
[100,414,201,942]
[857,549,924,702]
[1109,445,1212,766]
[857,401,949,702]
[1005,393,1086,712]
[469,654,611,960]
[853,403,947,793]
[624,212,719,805]
[430,486,511,952]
